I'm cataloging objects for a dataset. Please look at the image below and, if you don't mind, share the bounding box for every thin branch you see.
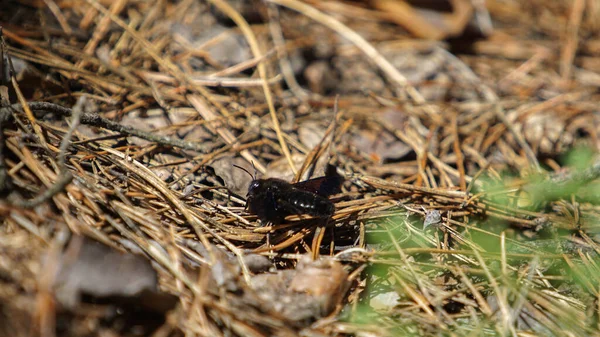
[2,102,212,153]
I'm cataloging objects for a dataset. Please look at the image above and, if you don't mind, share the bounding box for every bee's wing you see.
[292,165,342,197]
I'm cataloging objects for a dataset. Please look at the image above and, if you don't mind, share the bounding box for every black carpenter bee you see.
[235,164,343,225]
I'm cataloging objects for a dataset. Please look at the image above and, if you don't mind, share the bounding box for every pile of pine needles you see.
[2,0,600,336]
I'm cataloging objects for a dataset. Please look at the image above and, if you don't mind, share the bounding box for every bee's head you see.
[233,163,260,197]
[248,180,261,195]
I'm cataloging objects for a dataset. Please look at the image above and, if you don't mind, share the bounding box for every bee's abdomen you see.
[288,191,335,217]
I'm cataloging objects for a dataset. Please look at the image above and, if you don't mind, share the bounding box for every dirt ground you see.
[1,0,600,336]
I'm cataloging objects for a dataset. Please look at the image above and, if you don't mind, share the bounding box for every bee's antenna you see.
[233,164,256,180]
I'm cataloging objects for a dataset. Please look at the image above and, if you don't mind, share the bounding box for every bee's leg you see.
[258,219,270,227]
